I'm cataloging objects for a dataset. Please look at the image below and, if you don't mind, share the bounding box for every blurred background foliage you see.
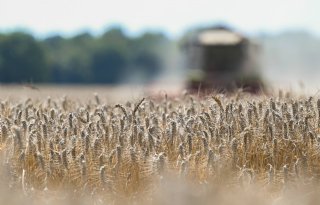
[0,27,177,84]
[1,26,320,86]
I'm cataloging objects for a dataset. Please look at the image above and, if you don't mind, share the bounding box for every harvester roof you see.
[198,29,243,45]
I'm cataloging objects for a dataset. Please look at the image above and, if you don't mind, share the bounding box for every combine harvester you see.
[182,25,264,93]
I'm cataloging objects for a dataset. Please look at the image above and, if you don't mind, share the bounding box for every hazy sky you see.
[0,0,319,37]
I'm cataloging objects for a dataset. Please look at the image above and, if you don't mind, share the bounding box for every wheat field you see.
[1,87,320,205]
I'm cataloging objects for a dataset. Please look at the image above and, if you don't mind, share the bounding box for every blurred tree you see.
[0,32,49,83]
[92,48,128,83]
[130,32,169,82]
[0,27,175,84]
[44,32,94,83]
[91,27,130,84]
[132,51,162,82]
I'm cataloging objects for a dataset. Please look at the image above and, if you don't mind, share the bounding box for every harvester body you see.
[184,26,263,93]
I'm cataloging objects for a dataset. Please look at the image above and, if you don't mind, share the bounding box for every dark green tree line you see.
[0,32,49,83]
[0,27,173,84]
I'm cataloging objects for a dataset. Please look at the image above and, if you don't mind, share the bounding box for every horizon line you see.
[0,24,319,40]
